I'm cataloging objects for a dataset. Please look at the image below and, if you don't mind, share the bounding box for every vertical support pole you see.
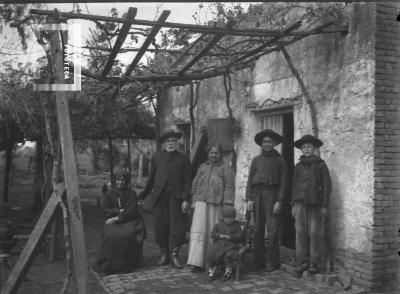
[49,139,62,261]
[56,139,62,181]
[137,153,143,186]
[127,138,132,188]
[108,136,114,188]
[3,140,13,204]
[50,25,89,293]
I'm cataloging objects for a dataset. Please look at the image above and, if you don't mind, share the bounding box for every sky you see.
[0,2,253,74]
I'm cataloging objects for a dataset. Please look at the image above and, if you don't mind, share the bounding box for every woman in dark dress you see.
[93,168,146,275]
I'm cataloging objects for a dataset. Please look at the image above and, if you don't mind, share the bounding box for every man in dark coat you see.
[291,134,332,274]
[139,129,191,269]
[246,129,288,272]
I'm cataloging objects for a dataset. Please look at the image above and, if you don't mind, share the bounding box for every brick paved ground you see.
[92,209,352,294]
[94,266,345,294]
[93,264,349,294]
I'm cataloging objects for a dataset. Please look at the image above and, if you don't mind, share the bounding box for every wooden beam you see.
[124,10,170,77]
[251,22,335,61]
[73,60,251,84]
[169,34,206,69]
[48,138,62,261]
[177,21,234,75]
[101,7,137,77]
[29,9,292,38]
[1,184,65,294]
[235,21,302,63]
[83,46,258,57]
[50,27,89,293]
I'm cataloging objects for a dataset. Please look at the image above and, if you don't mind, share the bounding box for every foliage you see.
[0,3,44,50]
[0,69,44,150]
[68,7,155,139]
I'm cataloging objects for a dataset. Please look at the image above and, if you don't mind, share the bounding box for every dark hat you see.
[158,129,182,143]
[294,134,323,149]
[254,129,283,146]
[221,206,236,218]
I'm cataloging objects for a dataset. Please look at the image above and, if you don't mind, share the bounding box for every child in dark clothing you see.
[206,206,243,281]
[291,134,332,274]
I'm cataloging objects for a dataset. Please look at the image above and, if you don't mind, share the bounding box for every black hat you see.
[254,129,283,146]
[158,129,182,143]
[294,134,323,149]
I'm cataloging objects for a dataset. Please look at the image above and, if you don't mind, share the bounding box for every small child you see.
[206,206,243,281]
[291,134,332,274]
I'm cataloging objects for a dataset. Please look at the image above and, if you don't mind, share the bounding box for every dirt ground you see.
[0,167,121,294]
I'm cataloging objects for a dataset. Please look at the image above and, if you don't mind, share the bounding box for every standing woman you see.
[93,168,146,275]
[187,144,235,270]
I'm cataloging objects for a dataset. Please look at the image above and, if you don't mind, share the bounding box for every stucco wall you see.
[161,2,377,285]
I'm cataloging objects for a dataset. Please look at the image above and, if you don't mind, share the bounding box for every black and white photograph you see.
[0,1,399,293]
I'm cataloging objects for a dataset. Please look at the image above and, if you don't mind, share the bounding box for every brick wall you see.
[373,2,400,292]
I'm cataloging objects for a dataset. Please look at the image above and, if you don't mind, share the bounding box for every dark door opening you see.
[280,112,295,249]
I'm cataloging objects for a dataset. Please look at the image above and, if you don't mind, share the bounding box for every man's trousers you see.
[153,189,187,251]
[253,188,281,268]
[293,201,323,267]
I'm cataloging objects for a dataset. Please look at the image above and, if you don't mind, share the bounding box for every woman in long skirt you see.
[187,144,235,270]
[93,168,146,275]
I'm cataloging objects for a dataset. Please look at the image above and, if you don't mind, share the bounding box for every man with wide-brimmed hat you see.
[291,134,331,274]
[246,129,288,272]
[139,129,192,269]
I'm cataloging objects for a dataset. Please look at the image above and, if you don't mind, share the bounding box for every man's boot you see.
[157,248,169,266]
[171,247,183,269]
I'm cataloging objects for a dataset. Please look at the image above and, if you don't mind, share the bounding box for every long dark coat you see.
[291,155,332,207]
[94,188,146,275]
[245,149,288,203]
[140,150,192,210]
[207,220,243,262]
[140,150,192,249]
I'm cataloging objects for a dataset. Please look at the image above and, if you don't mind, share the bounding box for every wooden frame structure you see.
[1,7,347,294]
[30,8,347,86]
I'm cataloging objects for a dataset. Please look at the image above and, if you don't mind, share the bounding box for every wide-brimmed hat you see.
[254,129,283,146]
[158,129,182,143]
[294,134,323,149]
[221,206,236,218]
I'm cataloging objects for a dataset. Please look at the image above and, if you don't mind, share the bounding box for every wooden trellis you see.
[0,7,347,294]
[30,8,347,86]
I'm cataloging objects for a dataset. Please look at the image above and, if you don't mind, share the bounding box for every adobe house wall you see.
[160,3,399,290]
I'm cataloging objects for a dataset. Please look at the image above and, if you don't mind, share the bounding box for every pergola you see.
[1,6,347,294]
[31,7,346,85]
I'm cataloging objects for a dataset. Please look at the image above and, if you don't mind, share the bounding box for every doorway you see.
[259,109,295,249]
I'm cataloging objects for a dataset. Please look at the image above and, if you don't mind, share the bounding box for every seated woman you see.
[93,168,146,275]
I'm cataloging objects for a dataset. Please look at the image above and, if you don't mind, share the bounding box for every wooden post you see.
[2,140,13,204]
[137,153,143,186]
[50,26,89,293]
[108,136,114,188]
[127,138,132,188]
[49,140,62,261]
